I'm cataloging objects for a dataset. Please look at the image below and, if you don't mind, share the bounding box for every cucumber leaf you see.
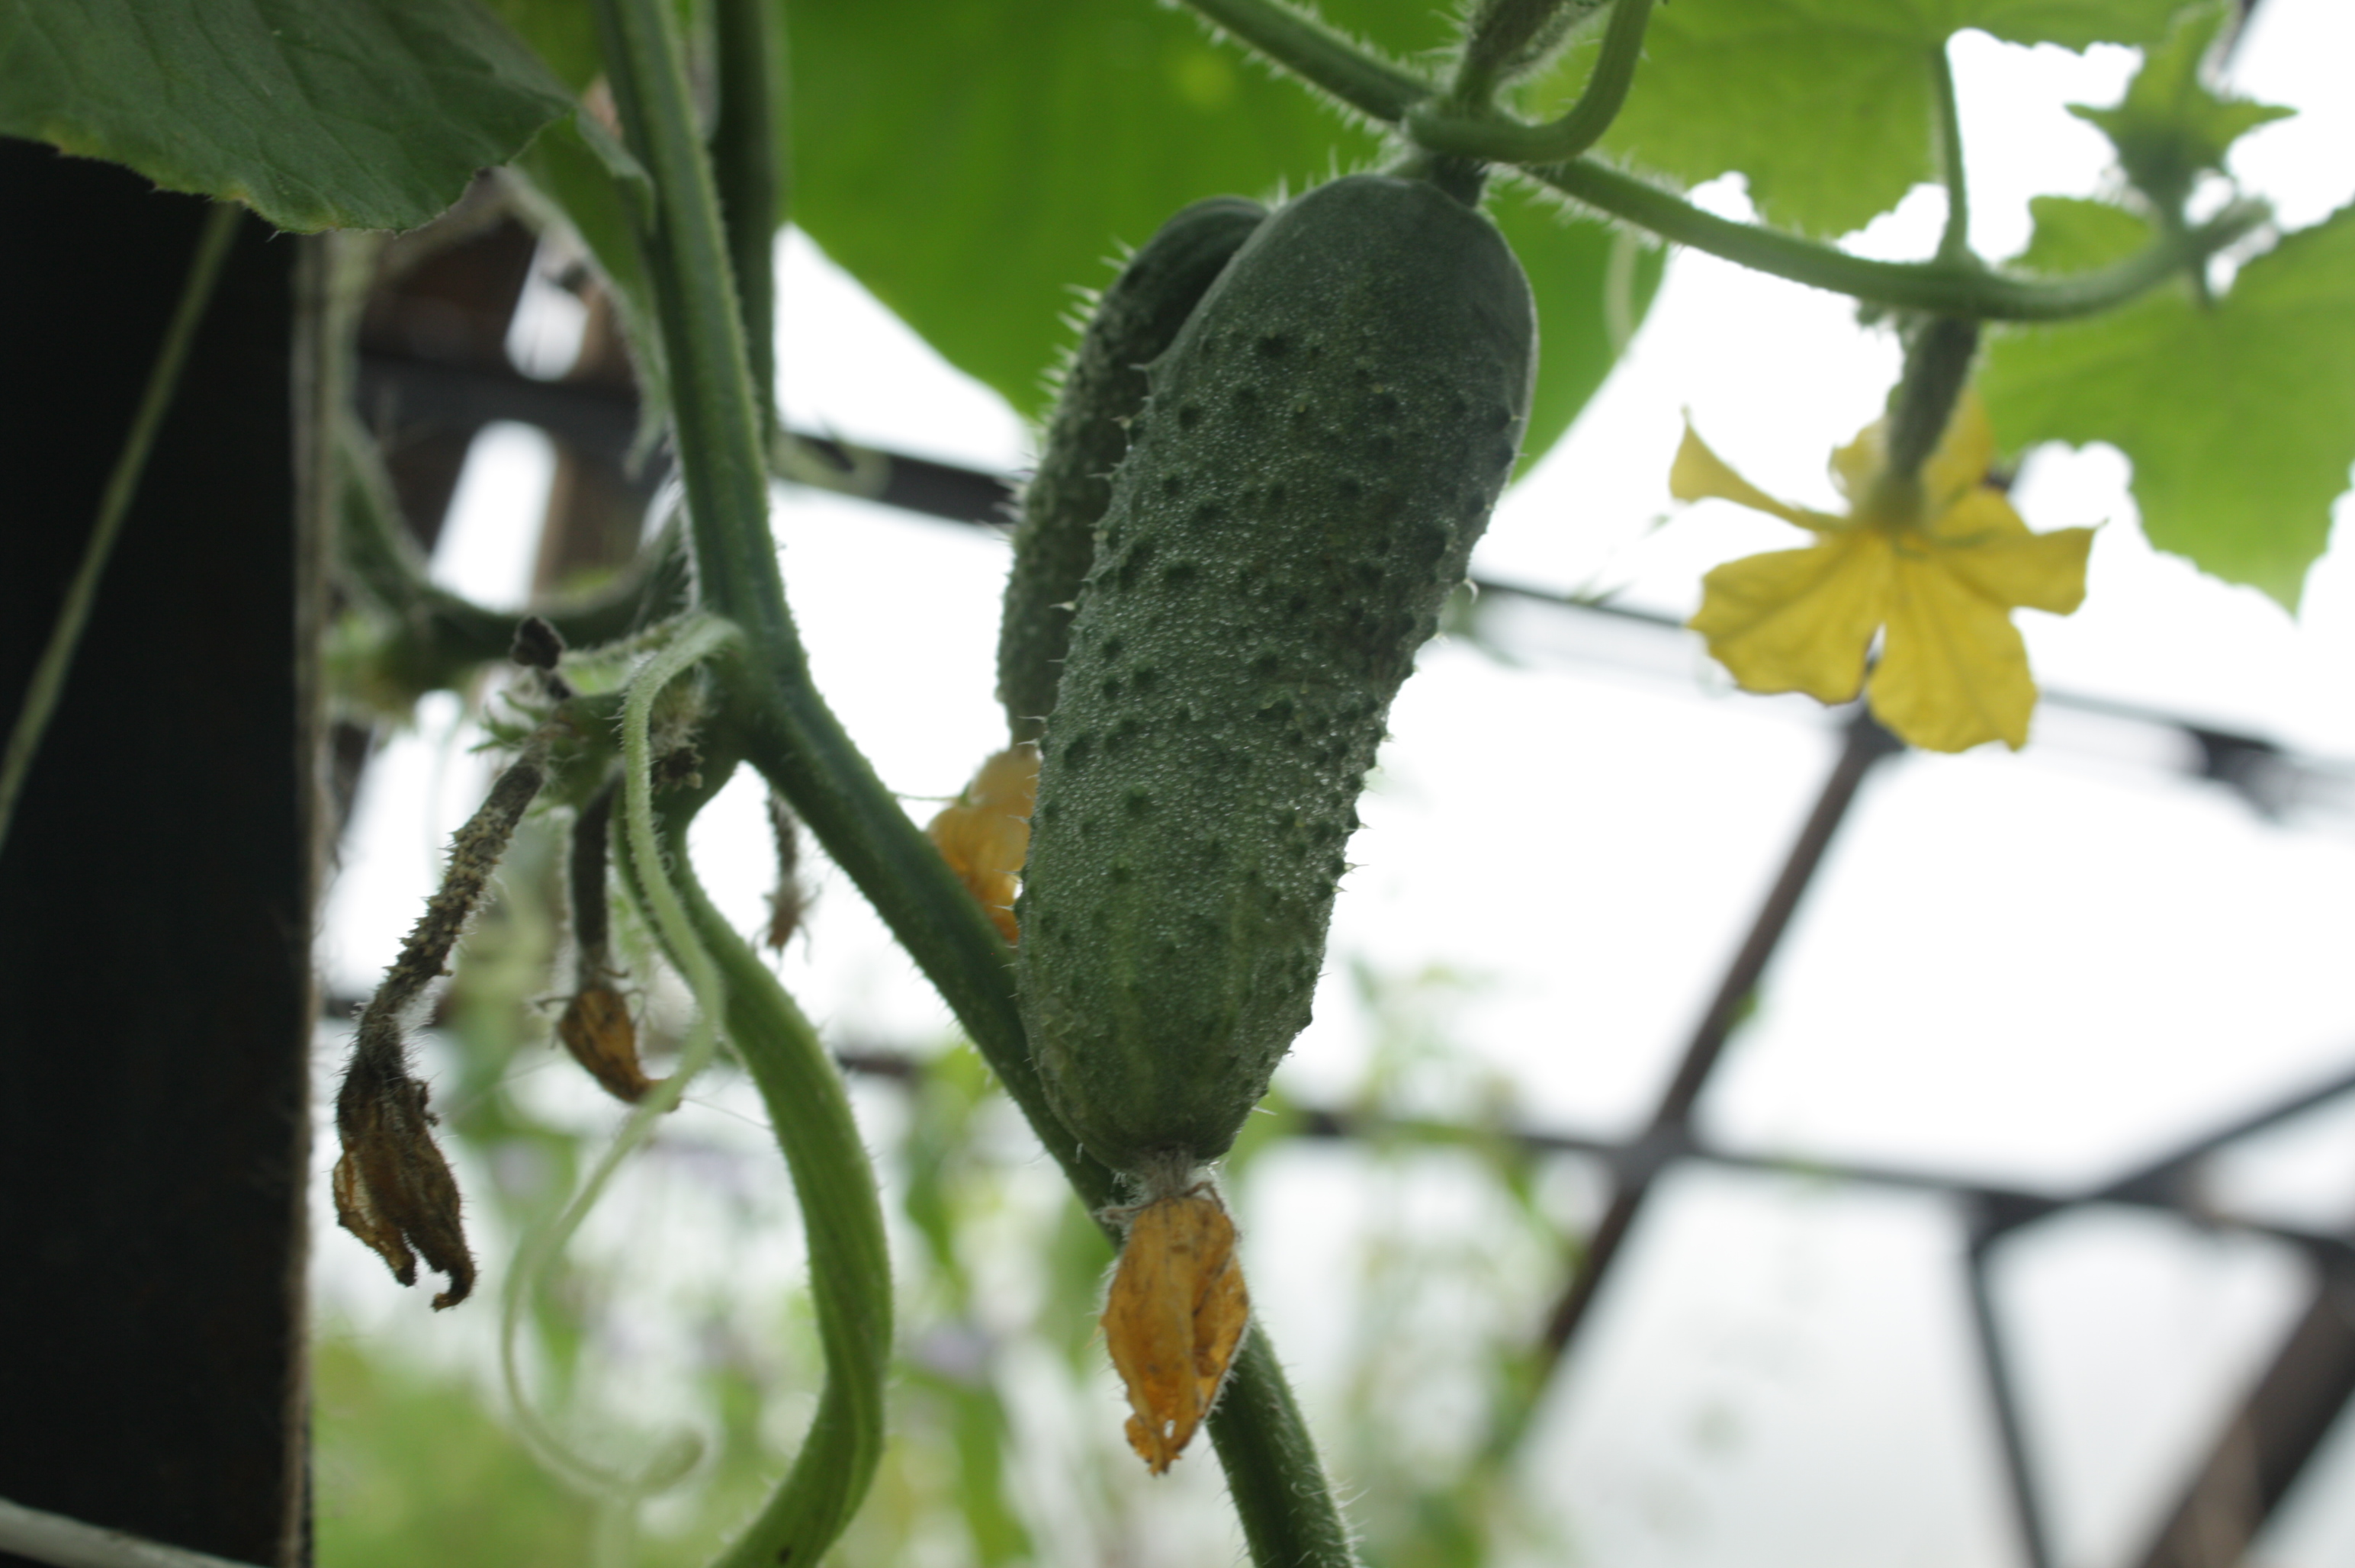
[786,0,1383,423]
[2067,0,2293,216]
[787,0,1650,469]
[1982,204,2355,610]
[0,0,572,232]
[1520,0,2184,239]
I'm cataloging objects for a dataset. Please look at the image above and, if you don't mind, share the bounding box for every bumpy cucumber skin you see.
[998,197,1267,744]
[1018,175,1537,1174]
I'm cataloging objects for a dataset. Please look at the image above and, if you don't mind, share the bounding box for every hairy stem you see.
[0,202,240,858]
[1530,162,2267,320]
[1176,0,2257,321]
[1413,0,1654,163]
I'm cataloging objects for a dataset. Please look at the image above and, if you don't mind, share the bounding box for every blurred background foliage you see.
[310,800,1586,1567]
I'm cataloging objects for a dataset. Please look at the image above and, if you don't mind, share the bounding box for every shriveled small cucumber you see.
[1017,174,1537,1177]
[998,196,1267,744]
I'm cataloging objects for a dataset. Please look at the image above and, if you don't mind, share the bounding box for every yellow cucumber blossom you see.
[1672,390,2093,753]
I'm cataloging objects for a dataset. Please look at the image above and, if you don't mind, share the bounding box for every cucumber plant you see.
[7,0,2345,1563]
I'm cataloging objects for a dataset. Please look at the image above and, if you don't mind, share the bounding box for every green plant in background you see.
[6,0,2350,1562]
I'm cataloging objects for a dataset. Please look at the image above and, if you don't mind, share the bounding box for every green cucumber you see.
[998,195,1267,744]
[1017,174,1537,1177]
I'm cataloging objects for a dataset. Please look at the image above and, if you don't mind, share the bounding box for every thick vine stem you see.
[1412,0,1653,164]
[1180,0,1432,123]
[1453,0,1595,98]
[1181,0,2261,320]
[1209,1331,1360,1568]
[591,0,1363,1557]
[1529,162,2268,320]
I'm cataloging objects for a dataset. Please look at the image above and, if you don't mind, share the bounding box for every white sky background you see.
[317,5,2355,1566]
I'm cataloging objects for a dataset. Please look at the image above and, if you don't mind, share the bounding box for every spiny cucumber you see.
[998,196,1267,744]
[1017,174,1537,1178]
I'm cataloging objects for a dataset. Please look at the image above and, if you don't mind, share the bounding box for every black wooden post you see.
[0,142,314,1566]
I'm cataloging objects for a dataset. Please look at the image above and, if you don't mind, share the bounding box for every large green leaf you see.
[788,0,1384,423]
[1982,204,2355,610]
[787,0,1647,471]
[1524,0,2185,238]
[0,0,572,232]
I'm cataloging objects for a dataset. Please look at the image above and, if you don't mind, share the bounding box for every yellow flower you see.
[1673,392,2093,753]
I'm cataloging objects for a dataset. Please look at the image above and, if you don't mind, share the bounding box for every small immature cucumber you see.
[998,196,1267,744]
[1017,174,1537,1177]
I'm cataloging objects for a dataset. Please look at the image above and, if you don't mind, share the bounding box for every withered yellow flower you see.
[925,745,1039,943]
[1673,393,2093,752]
[1101,1187,1250,1473]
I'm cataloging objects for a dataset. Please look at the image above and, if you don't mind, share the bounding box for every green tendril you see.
[498,615,741,1502]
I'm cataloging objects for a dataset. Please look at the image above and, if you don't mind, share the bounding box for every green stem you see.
[1209,1331,1359,1568]
[712,0,786,449]
[1530,161,2267,320]
[653,796,894,1568]
[1179,0,1433,123]
[591,0,772,639]
[591,0,1357,1557]
[1871,316,1981,522]
[1412,0,1653,163]
[1450,0,1586,103]
[1929,43,1972,264]
[0,202,240,858]
[1178,0,2257,321]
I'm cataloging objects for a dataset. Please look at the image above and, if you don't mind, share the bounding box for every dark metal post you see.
[1531,705,1904,1374]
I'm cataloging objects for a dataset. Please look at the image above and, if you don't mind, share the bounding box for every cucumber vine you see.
[9,0,2339,1562]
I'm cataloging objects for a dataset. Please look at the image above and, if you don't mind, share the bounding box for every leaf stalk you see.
[1530,162,2266,320]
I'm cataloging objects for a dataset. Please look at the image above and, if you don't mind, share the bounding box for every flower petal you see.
[1672,423,1827,529]
[926,746,1039,943]
[1103,1190,1250,1474]
[1690,533,1891,704]
[1828,417,1888,503]
[1871,552,2039,751]
[1922,484,2030,547]
[1935,500,2094,615]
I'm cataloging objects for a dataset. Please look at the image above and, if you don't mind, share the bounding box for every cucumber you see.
[1017,174,1537,1177]
[998,196,1267,744]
